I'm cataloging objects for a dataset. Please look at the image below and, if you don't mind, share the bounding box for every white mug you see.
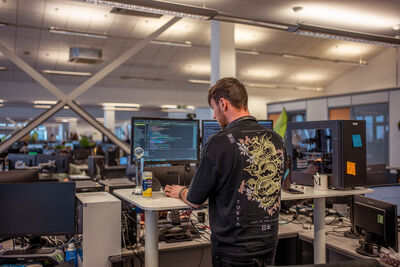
[313,174,328,191]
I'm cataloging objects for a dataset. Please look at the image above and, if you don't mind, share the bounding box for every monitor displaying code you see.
[202,120,273,144]
[131,118,199,163]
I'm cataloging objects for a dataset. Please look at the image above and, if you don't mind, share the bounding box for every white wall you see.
[389,90,400,167]
[306,99,328,121]
[326,48,399,95]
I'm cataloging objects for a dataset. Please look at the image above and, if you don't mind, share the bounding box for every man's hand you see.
[164,184,185,199]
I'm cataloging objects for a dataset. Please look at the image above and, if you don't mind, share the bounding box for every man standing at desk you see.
[165,77,285,267]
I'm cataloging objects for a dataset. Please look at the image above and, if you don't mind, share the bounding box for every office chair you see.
[270,258,381,267]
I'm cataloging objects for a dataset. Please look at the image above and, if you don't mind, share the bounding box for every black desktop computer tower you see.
[287,120,366,189]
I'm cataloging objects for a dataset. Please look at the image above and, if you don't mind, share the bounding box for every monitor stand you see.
[355,232,380,257]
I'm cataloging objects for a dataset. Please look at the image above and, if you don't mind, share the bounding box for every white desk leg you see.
[145,210,159,267]
[314,197,326,264]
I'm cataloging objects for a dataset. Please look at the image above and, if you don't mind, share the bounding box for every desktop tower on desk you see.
[76,192,121,267]
[287,120,366,189]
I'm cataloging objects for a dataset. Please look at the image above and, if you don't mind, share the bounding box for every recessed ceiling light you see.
[42,70,92,77]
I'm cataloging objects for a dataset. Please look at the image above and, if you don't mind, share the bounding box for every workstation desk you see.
[114,186,372,267]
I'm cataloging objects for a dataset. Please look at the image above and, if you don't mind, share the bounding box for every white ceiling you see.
[0,0,397,111]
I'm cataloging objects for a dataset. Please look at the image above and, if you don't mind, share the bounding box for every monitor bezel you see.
[131,117,200,165]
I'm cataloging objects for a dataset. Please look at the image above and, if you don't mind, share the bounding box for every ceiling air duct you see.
[69,47,103,64]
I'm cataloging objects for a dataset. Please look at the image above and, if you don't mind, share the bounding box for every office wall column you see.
[210,21,236,86]
[69,120,78,136]
[104,110,115,133]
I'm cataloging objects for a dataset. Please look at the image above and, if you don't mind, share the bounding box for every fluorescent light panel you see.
[151,40,192,47]
[43,70,92,77]
[49,27,108,39]
[78,0,218,20]
[289,24,400,47]
[102,103,140,108]
[187,79,210,85]
[34,105,52,109]
[34,100,57,105]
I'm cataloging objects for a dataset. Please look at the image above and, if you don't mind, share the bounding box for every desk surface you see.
[114,189,188,211]
[115,187,373,210]
[281,186,373,201]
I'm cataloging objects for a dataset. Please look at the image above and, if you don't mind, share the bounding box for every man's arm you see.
[164,184,202,209]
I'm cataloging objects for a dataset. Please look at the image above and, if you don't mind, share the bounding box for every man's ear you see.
[220,98,228,111]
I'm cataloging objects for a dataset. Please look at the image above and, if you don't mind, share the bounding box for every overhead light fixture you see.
[42,70,92,77]
[102,103,140,111]
[236,49,260,55]
[33,100,57,105]
[150,40,192,47]
[187,79,210,85]
[49,27,108,39]
[161,104,195,112]
[295,86,324,92]
[0,67,7,71]
[245,83,278,89]
[282,54,308,60]
[55,117,78,123]
[34,105,52,109]
[77,0,218,20]
[283,53,367,66]
[0,99,4,107]
[288,24,400,47]
[120,75,164,81]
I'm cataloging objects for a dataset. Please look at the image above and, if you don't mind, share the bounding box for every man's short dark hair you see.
[208,77,248,110]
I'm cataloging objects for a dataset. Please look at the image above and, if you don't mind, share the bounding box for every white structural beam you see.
[0,17,180,154]
[68,101,130,153]
[0,42,66,100]
[210,20,236,85]
[65,17,181,101]
[0,102,65,152]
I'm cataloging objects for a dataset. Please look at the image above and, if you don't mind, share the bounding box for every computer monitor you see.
[0,182,75,251]
[37,154,70,173]
[27,143,44,153]
[105,148,119,166]
[131,117,199,164]
[352,195,398,257]
[0,169,39,183]
[8,153,37,170]
[201,119,273,144]
[365,184,400,215]
[144,165,196,187]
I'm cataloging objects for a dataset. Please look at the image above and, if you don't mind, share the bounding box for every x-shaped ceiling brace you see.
[0,17,181,154]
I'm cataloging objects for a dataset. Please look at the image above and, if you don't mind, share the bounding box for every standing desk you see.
[281,186,373,264]
[115,187,372,267]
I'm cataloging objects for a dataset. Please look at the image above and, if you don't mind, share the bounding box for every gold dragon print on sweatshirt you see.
[237,134,284,215]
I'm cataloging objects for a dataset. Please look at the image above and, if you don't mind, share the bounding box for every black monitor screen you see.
[131,118,199,163]
[353,195,398,252]
[0,182,76,238]
[202,120,273,144]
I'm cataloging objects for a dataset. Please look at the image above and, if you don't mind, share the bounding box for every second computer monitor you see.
[131,117,199,164]
[201,119,273,144]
